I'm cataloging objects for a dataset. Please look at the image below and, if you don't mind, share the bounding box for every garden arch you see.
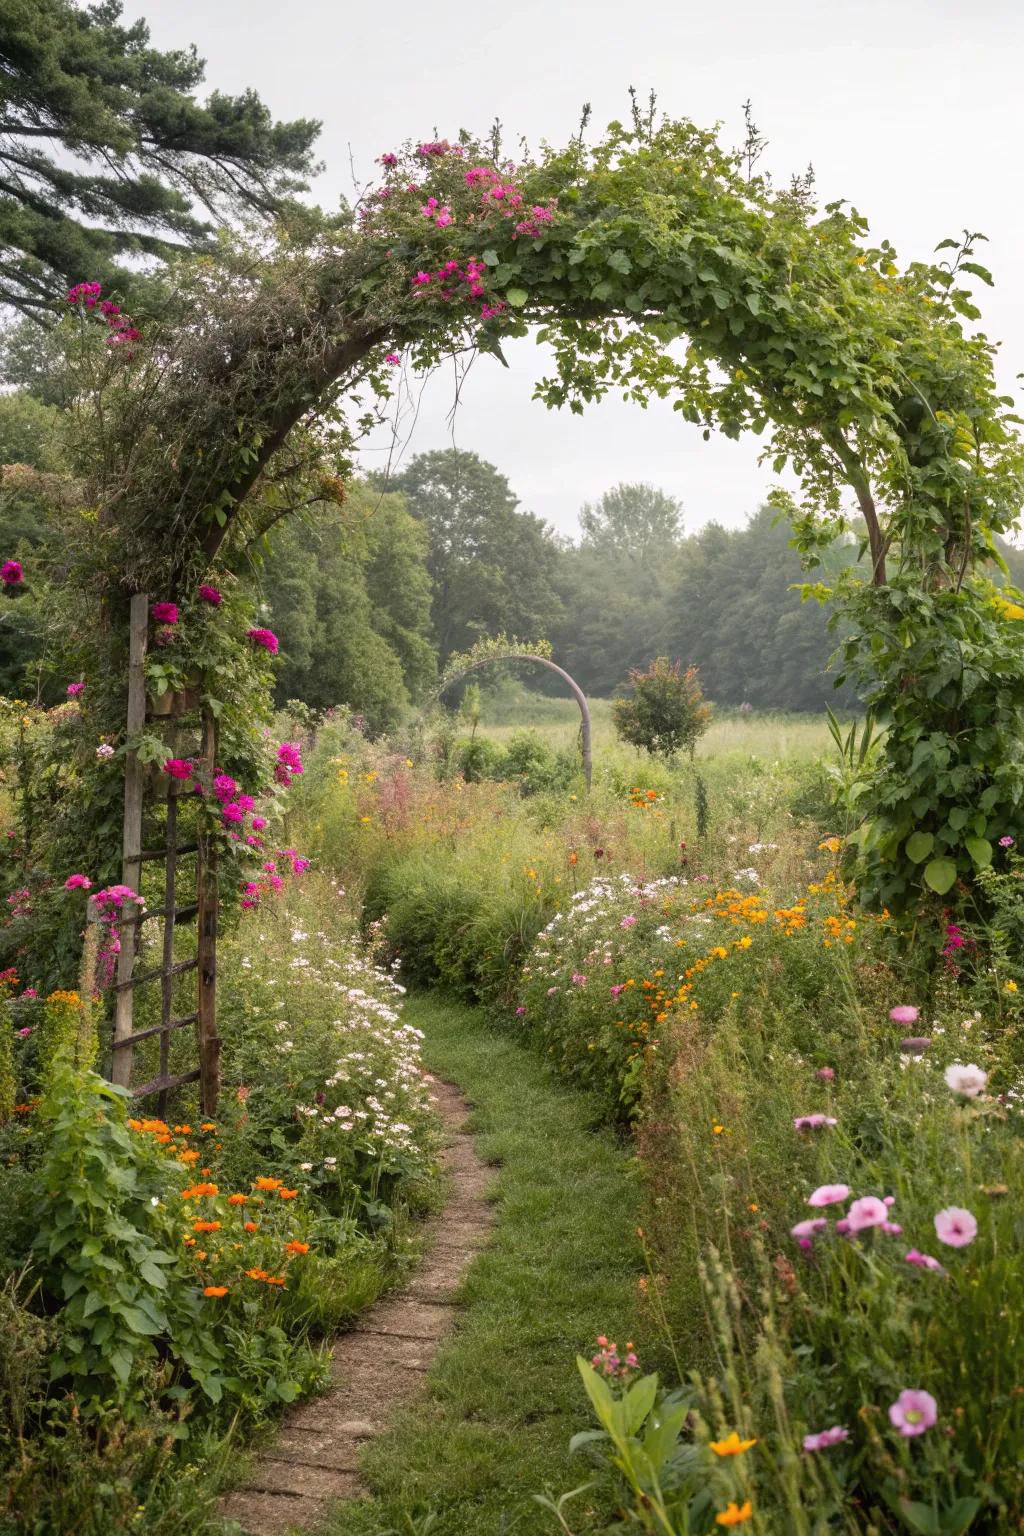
[438,648,593,790]
[45,108,1024,1111]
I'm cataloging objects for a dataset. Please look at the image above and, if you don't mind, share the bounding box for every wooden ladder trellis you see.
[108,593,220,1116]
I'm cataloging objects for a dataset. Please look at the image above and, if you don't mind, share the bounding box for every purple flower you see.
[807,1183,850,1207]
[905,1249,945,1273]
[794,1114,837,1130]
[610,984,626,998]
[934,1206,977,1248]
[889,1005,919,1025]
[888,1389,937,1438]
[847,1196,890,1232]
[803,1426,849,1453]
[2,559,23,586]
[66,682,85,697]
[900,1036,932,1055]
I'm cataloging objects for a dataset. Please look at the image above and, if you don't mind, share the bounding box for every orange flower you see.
[183,1236,196,1247]
[263,1275,286,1286]
[254,1177,283,1191]
[173,1124,192,1135]
[178,1149,200,1165]
[277,1187,298,1200]
[245,1267,269,1281]
[243,1221,258,1233]
[180,1181,218,1200]
[195,1250,207,1260]
[203,1285,228,1298]
[201,1122,216,1131]
[228,1193,248,1205]
[716,1502,753,1527]
[284,1240,310,1255]
[192,1220,221,1233]
[201,1166,212,1176]
[710,1432,757,1457]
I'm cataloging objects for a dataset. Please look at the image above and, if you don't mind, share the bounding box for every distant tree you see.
[263,482,435,731]
[378,449,563,661]
[578,481,683,563]
[613,657,711,760]
[0,0,321,317]
[0,390,71,696]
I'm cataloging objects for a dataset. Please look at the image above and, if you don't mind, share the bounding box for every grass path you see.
[323,993,646,1536]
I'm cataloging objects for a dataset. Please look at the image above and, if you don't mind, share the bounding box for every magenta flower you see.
[198,584,222,605]
[847,1196,890,1232]
[236,793,255,812]
[620,914,637,929]
[888,1389,937,1438]
[213,774,237,802]
[1,560,23,586]
[247,626,279,654]
[999,835,1014,847]
[815,1066,835,1081]
[162,758,193,780]
[905,1249,945,1273]
[151,601,178,624]
[251,815,268,831]
[889,1005,919,1025]
[610,983,626,998]
[807,1183,850,1207]
[384,352,400,365]
[794,1113,838,1130]
[222,803,245,825]
[515,1006,526,1016]
[934,1206,977,1248]
[67,280,102,307]
[66,682,85,697]
[412,271,432,286]
[64,873,92,891]
[803,1426,848,1453]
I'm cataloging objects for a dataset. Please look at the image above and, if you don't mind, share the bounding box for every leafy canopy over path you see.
[47,110,1024,908]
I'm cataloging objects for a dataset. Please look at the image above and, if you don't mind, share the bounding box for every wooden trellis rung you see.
[114,956,199,992]
[111,1012,200,1050]
[132,1067,201,1100]
[139,844,198,862]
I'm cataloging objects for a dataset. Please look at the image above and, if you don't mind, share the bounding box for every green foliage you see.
[376,450,563,664]
[613,658,711,760]
[0,0,321,316]
[263,482,436,730]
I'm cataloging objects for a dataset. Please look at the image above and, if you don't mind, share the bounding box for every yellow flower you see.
[712,1124,725,1135]
[716,1502,754,1527]
[1005,980,1018,994]
[818,836,842,853]
[710,1431,757,1457]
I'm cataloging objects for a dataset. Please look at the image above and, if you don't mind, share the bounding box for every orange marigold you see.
[203,1285,228,1298]
[254,1177,283,1191]
[192,1220,221,1233]
[277,1188,298,1200]
[284,1240,310,1255]
[245,1268,269,1281]
[228,1193,248,1205]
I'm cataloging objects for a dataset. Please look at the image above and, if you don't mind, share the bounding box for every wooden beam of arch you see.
[438,652,593,791]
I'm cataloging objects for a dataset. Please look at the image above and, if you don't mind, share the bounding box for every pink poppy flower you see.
[934,1207,977,1248]
[790,1217,828,1240]
[807,1183,850,1207]
[889,1005,919,1025]
[905,1249,945,1273]
[803,1426,848,1452]
[794,1114,838,1130]
[888,1389,937,1437]
[847,1196,890,1232]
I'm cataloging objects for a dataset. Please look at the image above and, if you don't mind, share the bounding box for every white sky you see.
[127,0,1024,538]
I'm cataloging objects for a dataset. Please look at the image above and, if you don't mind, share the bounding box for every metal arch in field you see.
[438,652,593,791]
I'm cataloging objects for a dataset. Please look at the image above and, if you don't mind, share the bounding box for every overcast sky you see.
[127,0,1024,539]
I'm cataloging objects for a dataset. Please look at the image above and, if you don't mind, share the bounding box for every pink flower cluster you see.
[411,258,505,320]
[151,601,178,625]
[66,281,142,345]
[247,627,279,655]
[464,165,556,239]
[66,682,85,697]
[91,883,144,987]
[239,847,310,909]
[275,741,304,786]
[590,1335,639,1381]
[198,584,222,606]
[1,560,23,586]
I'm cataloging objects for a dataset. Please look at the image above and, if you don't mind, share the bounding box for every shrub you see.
[613,658,712,760]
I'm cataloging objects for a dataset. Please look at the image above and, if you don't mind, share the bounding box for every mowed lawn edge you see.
[323,992,646,1536]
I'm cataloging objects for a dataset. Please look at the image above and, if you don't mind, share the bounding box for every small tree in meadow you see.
[612,658,711,761]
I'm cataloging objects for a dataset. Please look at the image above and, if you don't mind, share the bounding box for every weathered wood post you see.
[111,592,148,1087]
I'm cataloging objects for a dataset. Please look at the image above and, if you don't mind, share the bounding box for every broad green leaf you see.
[607,250,632,274]
[924,857,958,895]
[964,836,992,868]
[905,831,934,864]
[947,807,969,831]
[505,287,528,308]
[624,1371,658,1434]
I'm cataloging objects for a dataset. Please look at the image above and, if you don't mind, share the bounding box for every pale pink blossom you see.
[807,1184,850,1207]
[888,1389,937,1437]
[847,1196,889,1232]
[934,1207,977,1248]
